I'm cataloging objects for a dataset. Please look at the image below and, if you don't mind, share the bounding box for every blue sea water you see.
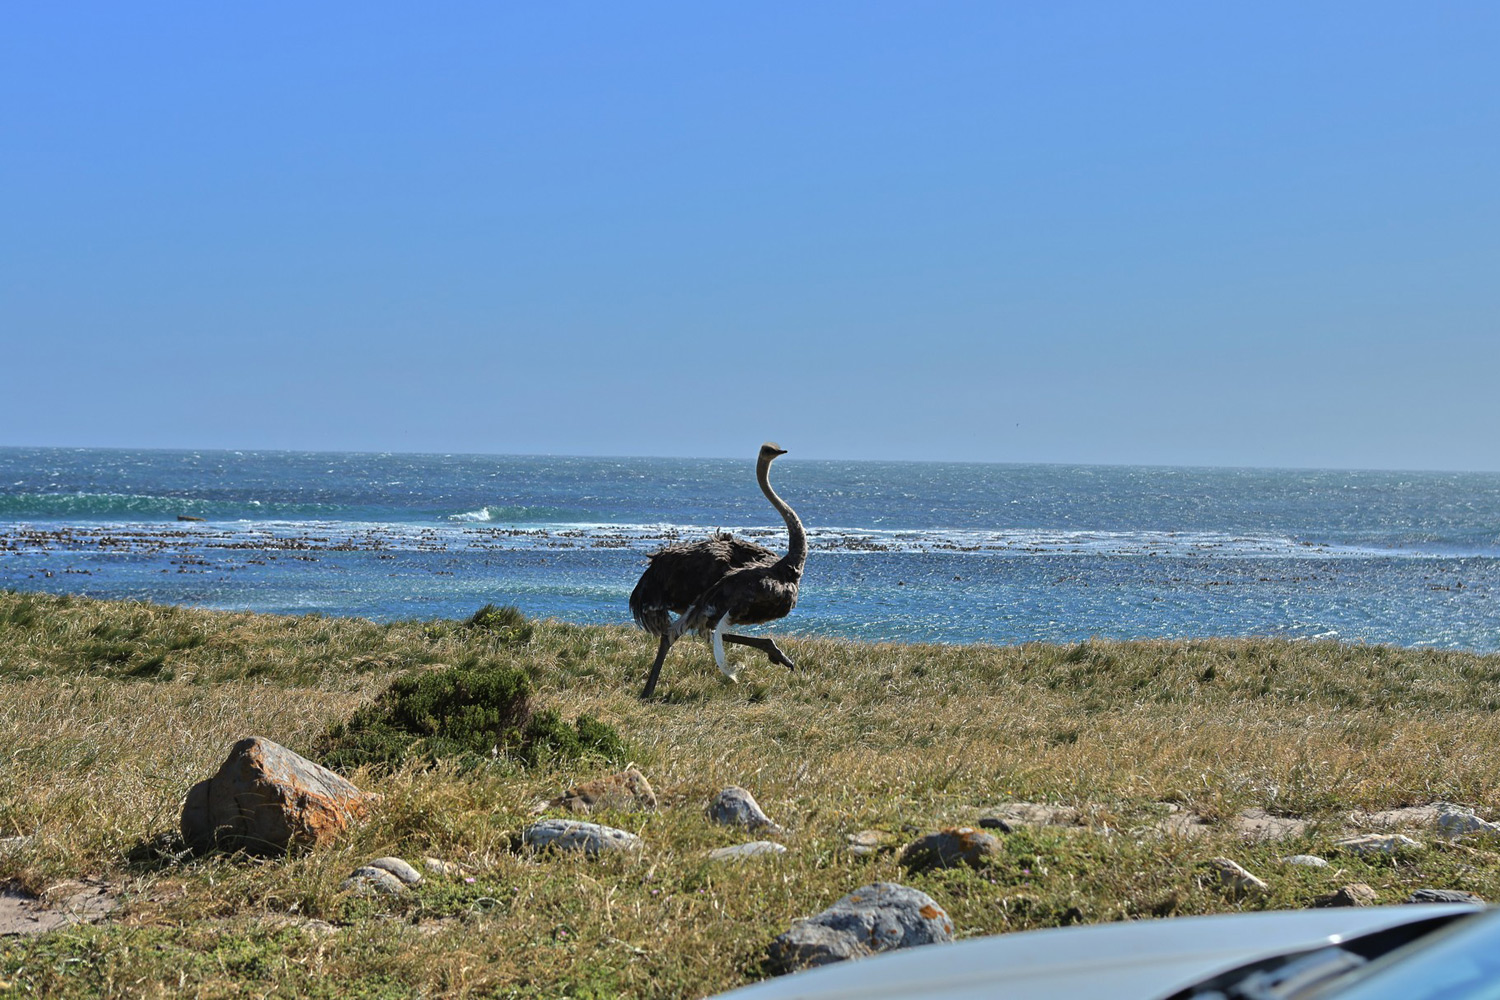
[2,447,1498,650]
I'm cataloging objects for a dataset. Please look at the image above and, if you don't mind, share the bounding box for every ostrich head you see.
[759,442,788,460]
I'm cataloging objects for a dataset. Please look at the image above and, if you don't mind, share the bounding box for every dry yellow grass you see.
[3,591,1500,998]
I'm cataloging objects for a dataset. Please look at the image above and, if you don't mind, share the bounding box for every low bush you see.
[462,603,534,644]
[317,654,623,772]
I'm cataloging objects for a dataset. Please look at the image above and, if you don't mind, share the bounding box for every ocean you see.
[2,447,1498,650]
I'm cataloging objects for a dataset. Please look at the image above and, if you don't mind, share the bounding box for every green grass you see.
[4,589,1500,998]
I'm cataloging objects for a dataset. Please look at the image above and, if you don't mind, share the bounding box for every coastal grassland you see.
[3,589,1500,998]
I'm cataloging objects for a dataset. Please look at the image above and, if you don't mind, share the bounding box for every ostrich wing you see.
[629,532,777,630]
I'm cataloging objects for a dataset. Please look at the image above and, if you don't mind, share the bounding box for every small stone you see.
[1336,833,1423,856]
[1209,857,1269,898]
[766,882,953,973]
[900,828,1002,872]
[341,866,405,896]
[1435,803,1500,839]
[0,836,30,856]
[1404,888,1485,905]
[1312,883,1377,908]
[544,766,658,814]
[522,819,643,855]
[707,841,788,861]
[709,787,784,834]
[422,857,462,878]
[846,830,896,856]
[180,737,374,855]
[1282,854,1330,868]
[366,856,422,885]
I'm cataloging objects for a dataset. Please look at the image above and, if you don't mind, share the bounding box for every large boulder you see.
[900,828,1001,872]
[767,882,953,973]
[180,737,374,855]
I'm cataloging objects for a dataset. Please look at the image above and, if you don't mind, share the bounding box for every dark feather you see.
[629,532,776,634]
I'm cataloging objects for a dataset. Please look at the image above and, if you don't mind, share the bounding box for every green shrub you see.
[318,656,624,773]
[462,604,534,644]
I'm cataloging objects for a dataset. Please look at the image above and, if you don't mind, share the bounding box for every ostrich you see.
[629,442,806,699]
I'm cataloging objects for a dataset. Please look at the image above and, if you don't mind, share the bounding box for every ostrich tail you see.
[629,572,672,635]
[633,604,672,636]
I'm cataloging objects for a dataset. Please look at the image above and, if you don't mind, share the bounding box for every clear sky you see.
[4,3,1497,470]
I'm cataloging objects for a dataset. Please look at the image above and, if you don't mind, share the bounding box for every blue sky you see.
[4,3,1497,469]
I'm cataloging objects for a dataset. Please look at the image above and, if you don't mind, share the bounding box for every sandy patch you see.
[0,881,117,937]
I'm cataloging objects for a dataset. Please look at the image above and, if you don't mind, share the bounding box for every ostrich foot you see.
[723,634,796,672]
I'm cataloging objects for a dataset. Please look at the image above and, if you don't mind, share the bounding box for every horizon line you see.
[2,441,1496,478]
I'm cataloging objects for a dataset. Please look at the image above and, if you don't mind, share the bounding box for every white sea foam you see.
[0,517,1445,560]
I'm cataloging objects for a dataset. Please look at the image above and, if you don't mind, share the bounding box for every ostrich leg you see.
[710,614,740,681]
[723,634,796,671]
[640,633,674,699]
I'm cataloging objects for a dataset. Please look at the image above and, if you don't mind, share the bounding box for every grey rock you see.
[367,856,423,885]
[1336,833,1423,856]
[522,819,643,855]
[1282,854,1330,868]
[900,828,1002,872]
[710,787,784,834]
[1404,888,1485,904]
[341,866,405,896]
[0,836,31,856]
[1312,883,1378,908]
[767,882,954,974]
[1435,803,1500,839]
[707,841,788,861]
[180,736,373,855]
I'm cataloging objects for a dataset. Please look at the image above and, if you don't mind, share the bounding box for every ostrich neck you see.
[758,458,807,578]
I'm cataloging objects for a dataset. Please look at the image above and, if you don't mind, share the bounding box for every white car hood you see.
[713,905,1478,1000]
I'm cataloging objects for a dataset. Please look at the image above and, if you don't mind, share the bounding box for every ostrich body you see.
[629,442,806,698]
